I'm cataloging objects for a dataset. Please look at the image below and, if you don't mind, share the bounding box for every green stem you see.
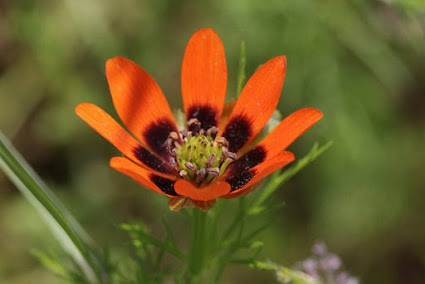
[188,209,207,281]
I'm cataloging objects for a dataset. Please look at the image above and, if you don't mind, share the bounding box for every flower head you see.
[75,28,322,212]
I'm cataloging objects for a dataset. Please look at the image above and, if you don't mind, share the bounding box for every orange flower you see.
[75,28,322,212]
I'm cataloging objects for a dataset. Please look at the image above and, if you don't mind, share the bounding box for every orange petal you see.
[174,180,231,201]
[258,108,323,157]
[220,56,286,153]
[106,56,179,157]
[224,108,322,177]
[222,151,294,198]
[223,181,262,199]
[218,100,236,130]
[110,157,178,197]
[181,28,227,131]
[75,103,174,174]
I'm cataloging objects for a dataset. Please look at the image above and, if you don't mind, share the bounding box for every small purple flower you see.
[320,253,342,271]
[302,258,319,279]
[337,272,359,284]
[312,241,328,256]
[296,242,359,284]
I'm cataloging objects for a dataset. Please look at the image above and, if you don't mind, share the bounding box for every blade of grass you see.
[0,130,102,283]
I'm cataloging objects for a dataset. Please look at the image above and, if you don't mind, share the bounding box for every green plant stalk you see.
[188,209,208,281]
[236,41,247,96]
[0,131,103,283]
[253,141,333,208]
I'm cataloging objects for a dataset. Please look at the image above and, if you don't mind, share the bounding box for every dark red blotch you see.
[143,118,178,157]
[133,146,174,174]
[222,115,252,153]
[187,104,218,132]
[226,170,256,192]
[149,175,178,196]
[226,146,266,177]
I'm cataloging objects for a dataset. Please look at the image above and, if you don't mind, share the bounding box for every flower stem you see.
[188,209,207,281]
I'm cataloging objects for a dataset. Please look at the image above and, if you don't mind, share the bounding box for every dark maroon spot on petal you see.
[226,170,255,192]
[226,146,266,176]
[150,175,178,196]
[187,104,218,132]
[222,115,252,153]
[133,146,173,174]
[143,118,178,157]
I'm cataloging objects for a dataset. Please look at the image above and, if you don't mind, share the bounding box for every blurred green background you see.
[1,0,425,283]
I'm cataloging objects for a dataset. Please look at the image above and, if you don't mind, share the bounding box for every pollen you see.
[166,119,236,186]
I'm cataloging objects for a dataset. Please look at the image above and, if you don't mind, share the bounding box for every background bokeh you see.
[1,0,425,283]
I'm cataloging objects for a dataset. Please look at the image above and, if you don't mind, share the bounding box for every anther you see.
[185,162,197,172]
[179,170,187,177]
[164,137,173,148]
[222,146,229,156]
[207,126,219,138]
[169,131,179,140]
[226,151,237,160]
[199,167,206,178]
[215,137,228,147]
[207,154,216,167]
[188,118,200,126]
[207,167,220,177]
[188,118,201,134]
[180,129,188,138]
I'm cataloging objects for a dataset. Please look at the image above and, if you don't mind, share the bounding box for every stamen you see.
[215,137,228,147]
[169,131,179,140]
[170,127,236,185]
[207,126,219,138]
[199,167,206,178]
[219,158,233,176]
[207,154,216,167]
[187,118,200,126]
[180,129,188,138]
[164,137,173,152]
[226,151,236,160]
[207,167,219,177]
[185,162,197,173]
[188,118,201,134]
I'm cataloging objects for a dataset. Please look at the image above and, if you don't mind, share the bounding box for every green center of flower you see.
[167,126,236,186]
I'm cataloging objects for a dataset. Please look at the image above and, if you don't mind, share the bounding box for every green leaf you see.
[120,223,185,260]
[31,249,69,278]
[236,41,246,96]
[0,130,103,283]
[253,141,333,208]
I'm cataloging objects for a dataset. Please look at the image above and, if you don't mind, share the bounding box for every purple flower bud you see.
[312,241,328,256]
[302,259,319,279]
[320,253,342,271]
[337,272,359,284]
